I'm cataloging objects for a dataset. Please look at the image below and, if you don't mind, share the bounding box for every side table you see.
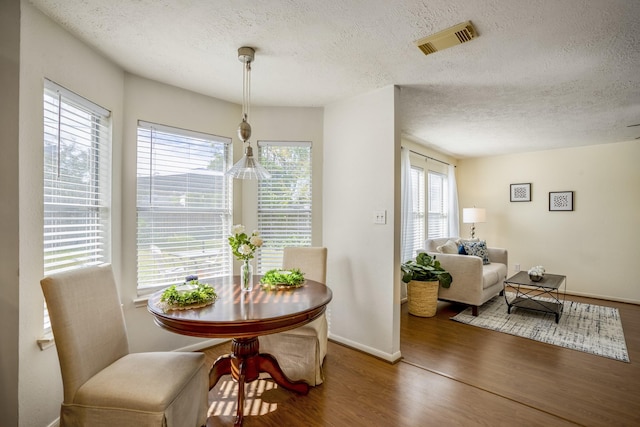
[503,271,566,323]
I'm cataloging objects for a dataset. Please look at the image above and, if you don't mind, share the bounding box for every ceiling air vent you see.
[415,21,477,56]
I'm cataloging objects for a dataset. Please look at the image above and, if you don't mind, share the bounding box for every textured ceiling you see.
[29,0,640,158]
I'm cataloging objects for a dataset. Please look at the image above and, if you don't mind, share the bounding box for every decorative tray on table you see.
[260,269,306,290]
[157,280,218,311]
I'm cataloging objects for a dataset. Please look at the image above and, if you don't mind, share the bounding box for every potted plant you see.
[401,252,452,317]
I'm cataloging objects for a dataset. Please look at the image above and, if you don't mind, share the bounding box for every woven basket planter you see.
[407,280,439,317]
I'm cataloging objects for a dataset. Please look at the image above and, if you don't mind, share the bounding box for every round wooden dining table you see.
[147,275,332,427]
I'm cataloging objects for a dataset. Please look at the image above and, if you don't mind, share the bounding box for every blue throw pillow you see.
[462,240,490,265]
[458,244,467,255]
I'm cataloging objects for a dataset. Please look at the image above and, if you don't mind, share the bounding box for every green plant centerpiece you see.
[260,268,305,290]
[401,252,452,318]
[401,252,452,288]
[159,278,217,311]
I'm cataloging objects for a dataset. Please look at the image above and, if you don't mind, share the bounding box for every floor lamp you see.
[462,208,486,239]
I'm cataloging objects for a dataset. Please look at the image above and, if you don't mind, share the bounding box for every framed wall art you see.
[549,191,574,211]
[510,183,531,202]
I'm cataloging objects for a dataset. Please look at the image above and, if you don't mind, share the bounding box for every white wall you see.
[323,86,402,361]
[457,141,640,303]
[17,2,125,425]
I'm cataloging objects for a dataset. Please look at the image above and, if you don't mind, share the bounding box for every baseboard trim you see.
[328,334,402,363]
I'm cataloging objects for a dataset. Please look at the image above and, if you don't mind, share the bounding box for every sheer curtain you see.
[401,147,414,262]
[400,147,414,300]
[448,164,460,238]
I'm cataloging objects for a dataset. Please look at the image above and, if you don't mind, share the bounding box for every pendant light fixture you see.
[225,46,271,180]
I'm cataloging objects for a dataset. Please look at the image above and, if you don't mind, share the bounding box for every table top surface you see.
[147,275,332,339]
[504,271,566,289]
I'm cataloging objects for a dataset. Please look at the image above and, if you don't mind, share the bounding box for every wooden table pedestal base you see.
[208,336,309,426]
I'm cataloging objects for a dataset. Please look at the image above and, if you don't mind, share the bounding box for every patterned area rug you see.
[451,293,629,362]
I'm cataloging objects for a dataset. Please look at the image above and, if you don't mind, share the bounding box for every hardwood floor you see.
[203,294,640,426]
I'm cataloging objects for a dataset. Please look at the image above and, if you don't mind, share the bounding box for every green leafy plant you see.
[260,268,305,289]
[401,252,452,288]
[160,280,217,307]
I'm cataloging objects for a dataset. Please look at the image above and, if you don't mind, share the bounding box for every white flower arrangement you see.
[528,265,545,278]
[228,224,263,261]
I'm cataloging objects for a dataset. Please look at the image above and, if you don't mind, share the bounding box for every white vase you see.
[241,260,253,291]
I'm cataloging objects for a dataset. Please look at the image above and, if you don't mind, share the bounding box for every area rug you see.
[451,293,630,362]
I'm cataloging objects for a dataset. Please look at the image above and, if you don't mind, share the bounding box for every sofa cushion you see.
[482,262,507,289]
[462,240,490,265]
[436,239,459,254]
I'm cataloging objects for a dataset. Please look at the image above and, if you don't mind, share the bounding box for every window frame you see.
[135,121,233,293]
[43,79,112,331]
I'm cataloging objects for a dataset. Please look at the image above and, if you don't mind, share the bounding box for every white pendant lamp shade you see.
[225,46,271,180]
[225,144,271,180]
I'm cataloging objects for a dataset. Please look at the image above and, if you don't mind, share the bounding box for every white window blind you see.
[257,141,312,273]
[411,166,426,256]
[427,171,449,239]
[43,80,112,330]
[136,121,232,291]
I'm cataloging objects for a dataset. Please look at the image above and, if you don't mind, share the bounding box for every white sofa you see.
[418,237,508,315]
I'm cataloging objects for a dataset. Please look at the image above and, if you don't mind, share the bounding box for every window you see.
[136,121,232,291]
[257,141,312,272]
[427,171,449,238]
[44,80,112,330]
[410,166,426,257]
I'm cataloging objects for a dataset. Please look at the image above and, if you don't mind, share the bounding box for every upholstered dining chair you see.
[40,264,208,427]
[259,247,328,385]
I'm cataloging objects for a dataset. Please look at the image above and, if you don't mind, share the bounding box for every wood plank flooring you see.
[203,294,640,426]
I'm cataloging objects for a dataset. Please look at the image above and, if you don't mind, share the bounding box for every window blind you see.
[410,166,426,257]
[136,121,232,291]
[427,171,449,239]
[257,141,312,273]
[43,80,112,330]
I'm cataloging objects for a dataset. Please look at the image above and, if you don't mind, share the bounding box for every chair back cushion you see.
[282,247,327,284]
[41,264,129,403]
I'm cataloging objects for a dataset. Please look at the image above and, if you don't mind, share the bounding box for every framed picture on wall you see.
[510,183,531,202]
[549,191,574,211]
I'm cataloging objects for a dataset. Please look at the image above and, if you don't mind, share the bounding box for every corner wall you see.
[457,141,640,303]
[18,2,125,425]
[323,85,401,361]
[0,0,20,424]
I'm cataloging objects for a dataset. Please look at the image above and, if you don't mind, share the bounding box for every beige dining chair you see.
[40,264,208,427]
[259,247,328,385]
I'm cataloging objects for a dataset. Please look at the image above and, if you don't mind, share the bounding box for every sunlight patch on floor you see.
[208,378,280,417]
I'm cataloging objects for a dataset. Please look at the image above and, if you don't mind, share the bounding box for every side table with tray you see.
[503,271,566,323]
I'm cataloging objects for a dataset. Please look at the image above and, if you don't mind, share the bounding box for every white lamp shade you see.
[463,208,486,224]
[225,153,271,180]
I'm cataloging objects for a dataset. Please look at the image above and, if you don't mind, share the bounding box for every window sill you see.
[133,295,150,308]
[38,333,55,351]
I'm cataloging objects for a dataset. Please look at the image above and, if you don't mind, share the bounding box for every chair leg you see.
[472,305,479,316]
